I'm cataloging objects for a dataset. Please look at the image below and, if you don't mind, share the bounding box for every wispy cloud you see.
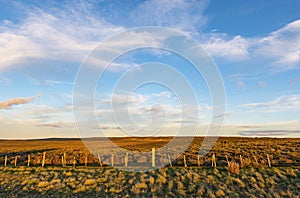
[107,62,141,73]
[151,91,173,99]
[0,76,12,86]
[227,73,263,82]
[202,34,251,61]
[1,1,299,73]
[0,2,124,70]
[36,123,61,128]
[239,94,300,112]
[255,20,300,71]
[213,113,231,119]
[43,80,74,86]
[238,125,262,129]
[0,97,34,109]
[202,19,300,71]
[94,91,212,133]
[100,93,148,105]
[238,130,300,137]
[98,125,121,130]
[131,0,209,34]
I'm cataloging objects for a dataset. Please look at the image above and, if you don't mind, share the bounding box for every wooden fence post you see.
[253,155,258,165]
[73,157,76,168]
[4,155,7,167]
[197,155,200,167]
[61,156,64,167]
[225,155,230,167]
[239,155,243,167]
[152,148,155,167]
[267,154,271,167]
[63,152,67,167]
[14,156,18,167]
[183,155,187,167]
[212,154,216,168]
[27,154,30,167]
[42,152,46,167]
[167,153,172,167]
[125,152,128,167]
[98,154,103,167]
[85,156,88,167]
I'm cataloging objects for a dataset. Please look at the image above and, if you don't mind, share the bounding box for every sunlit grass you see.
[0,166,299,197]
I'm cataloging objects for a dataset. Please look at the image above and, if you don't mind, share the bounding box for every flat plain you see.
[0,137,299,197]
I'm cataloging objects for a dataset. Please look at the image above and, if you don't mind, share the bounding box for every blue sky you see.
[0,0,300,139]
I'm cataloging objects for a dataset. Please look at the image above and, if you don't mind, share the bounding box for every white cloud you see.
[82,30,171,69]
[0,32,45,68]
[201,19,300,70]
[43,80,74,86]
[100,93,148,105]
[151,91,173,99]
[95,91,211,128]
[107,62,141,73]
[0,4,124,70]
[131,0,209,34]
[239,94,300,112]
[202,34,250,60]
[1,1,208,72]
[255,20,300,71]
[1,1,299,74]
[0,99,76,135]
[2,1,298,73]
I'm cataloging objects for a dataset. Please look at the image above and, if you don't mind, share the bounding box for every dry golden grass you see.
[0,137,299,168]
[228,161,240,174]
[0,166,299,197]
[0,137,299,197]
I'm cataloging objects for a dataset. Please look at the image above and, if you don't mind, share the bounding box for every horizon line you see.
[0,135,299,141]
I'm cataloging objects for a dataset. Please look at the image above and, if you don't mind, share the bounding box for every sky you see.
[0,0,300,139]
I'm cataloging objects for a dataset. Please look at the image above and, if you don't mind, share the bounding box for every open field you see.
[0,137,299,167]
[0,137,299,197]
[0,166,299,197]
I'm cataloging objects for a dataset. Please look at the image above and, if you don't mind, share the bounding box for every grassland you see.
[0,137,299,167]
[0,166,299,197]
[0,137,299,197]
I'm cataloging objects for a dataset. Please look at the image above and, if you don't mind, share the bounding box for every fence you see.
[0,147,294,169]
